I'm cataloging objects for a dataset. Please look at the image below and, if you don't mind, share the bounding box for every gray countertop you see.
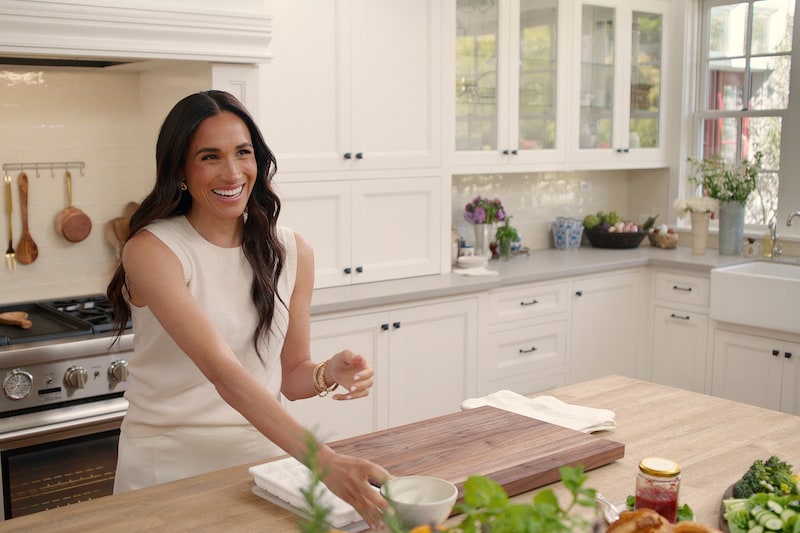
[310,246,752,315]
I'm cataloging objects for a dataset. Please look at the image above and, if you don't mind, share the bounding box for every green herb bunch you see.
[687,151,763,205]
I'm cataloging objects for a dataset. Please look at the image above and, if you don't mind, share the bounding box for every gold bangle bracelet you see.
[313,359,338,397]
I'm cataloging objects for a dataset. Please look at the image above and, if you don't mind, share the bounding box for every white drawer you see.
[488,281,569,325]
[654,271,710,307]
[483,319,568,383]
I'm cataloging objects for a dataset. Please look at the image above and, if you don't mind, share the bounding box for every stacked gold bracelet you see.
[313,360,338,397]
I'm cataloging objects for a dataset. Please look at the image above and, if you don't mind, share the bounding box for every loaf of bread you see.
[605,509,722,533]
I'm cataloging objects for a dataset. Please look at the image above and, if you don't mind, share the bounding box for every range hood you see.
[0,0,272,66]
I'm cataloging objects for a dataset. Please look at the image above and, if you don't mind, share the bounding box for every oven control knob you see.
[3,369,33,400]
[108,360,129,383]
[64,366,89,389]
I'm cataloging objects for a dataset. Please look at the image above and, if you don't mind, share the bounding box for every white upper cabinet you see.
[452,0,569,171]
[569,0,669,168]
[261,0,442,177]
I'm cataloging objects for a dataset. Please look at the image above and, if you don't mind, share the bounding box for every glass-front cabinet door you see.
[454,0,567,170]
[572,0,668,168]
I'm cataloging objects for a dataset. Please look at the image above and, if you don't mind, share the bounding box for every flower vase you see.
[474,223,492,257]
[718,200,745,255]
[690,212,710,255]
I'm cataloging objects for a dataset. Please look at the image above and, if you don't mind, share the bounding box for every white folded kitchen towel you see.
[453,267,499,276]
[460,390,616,433]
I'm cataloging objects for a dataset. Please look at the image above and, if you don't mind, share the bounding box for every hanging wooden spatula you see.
[16,172,39,264]
[0,311,33,329]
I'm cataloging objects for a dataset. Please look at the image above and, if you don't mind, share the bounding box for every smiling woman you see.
[104,90,392,529]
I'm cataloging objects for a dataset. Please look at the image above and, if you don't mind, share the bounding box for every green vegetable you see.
[723,492,800,533]
[583,214,600,230]
[733,456,799,499]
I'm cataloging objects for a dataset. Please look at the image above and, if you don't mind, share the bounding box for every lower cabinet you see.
[569,270,644,383]
[650,270,711,393]
[283,295,479,440]
[481,280,570,396]
[711,328,799,415]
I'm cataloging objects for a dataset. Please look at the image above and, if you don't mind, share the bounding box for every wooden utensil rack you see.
[3,161,85,177]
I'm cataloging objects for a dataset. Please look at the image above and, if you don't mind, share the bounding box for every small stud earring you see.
[179,182,188,191]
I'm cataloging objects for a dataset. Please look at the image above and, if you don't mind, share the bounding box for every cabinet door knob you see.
[575,290,583,297]
[344,152,352,159]
[520,299,539,306]
[381,323,389,331]
[355,152,364,159]
[356,266,363,273]
[786,352,793,359]
[502,149,510,155]
[511,149,518,155]
[392,322,401,329]
[772,349,780,356]
[519,346,537,353]
[344,267,352,274]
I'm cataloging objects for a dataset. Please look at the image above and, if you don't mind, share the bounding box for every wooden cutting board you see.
[329,405,624,499]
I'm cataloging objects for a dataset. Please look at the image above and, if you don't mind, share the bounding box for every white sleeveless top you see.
[114,216,297,493]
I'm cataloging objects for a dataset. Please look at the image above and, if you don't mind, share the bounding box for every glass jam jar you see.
[634,457,681,523]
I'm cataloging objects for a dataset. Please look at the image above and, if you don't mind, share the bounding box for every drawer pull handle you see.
[672,285,692,292]
[772,349,780,356]
[520,299,539,306]
[519,346,537,354]
[670,313,690,320]
[786,352,793,359]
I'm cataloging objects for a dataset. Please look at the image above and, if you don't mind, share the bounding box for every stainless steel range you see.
[0,294,133,520]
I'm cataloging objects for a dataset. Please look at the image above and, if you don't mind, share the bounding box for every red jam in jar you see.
[634,457,681,523]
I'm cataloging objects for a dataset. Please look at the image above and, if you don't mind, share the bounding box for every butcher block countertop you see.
[3,375,799,532]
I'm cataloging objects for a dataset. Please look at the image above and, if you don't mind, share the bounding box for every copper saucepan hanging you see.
[54,170,92,242]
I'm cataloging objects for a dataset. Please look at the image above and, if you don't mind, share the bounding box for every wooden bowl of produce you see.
[648,231,679,249]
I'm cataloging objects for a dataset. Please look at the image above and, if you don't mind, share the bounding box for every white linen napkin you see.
[460,389,616,433]
[453,267,499,276]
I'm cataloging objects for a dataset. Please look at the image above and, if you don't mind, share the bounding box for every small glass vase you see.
[474,223,492,257]
[718,200,745,255]
[498,237,512,261]
[690,211,710,255]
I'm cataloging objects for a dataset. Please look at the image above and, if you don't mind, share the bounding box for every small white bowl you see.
[381,476,458,527]
[457,254,489,268]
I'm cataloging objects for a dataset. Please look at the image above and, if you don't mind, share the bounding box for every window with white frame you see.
[694,0,794,226]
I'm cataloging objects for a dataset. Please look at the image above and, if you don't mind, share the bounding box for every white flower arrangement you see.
[673,197,718,218]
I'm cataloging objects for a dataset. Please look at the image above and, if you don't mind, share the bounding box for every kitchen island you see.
[2,375,798,532]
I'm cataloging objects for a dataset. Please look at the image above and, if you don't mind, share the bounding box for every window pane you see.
[750,55,790,109]
[518,0,558,150]
[707,59,746,110]
[701,117,740,159]
[751,0,794,55]
[456,1,499,151]
[708,3,748,57]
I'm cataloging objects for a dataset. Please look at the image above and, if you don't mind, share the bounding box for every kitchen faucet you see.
[788,210,800,227]
[769,221,783,259]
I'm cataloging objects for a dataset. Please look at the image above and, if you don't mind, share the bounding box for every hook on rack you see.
[1,161,86,177]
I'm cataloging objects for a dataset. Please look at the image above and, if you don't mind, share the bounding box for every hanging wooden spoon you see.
[15,172,38,264]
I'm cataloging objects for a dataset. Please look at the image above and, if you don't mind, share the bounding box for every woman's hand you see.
[328,350,374,400]
[318,447,390,528]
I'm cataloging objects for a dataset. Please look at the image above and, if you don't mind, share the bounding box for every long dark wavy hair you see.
[107,90,284,361]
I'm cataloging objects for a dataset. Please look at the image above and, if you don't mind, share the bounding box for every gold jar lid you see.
[639,457,681,477]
